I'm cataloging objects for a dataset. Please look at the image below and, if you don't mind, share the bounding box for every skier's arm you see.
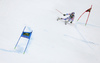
[63,13,70,16]
[66,13,70,15]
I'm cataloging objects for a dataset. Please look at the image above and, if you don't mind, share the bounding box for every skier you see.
[57,12,75,24]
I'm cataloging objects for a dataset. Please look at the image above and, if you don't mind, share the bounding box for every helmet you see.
[71,12,75,14]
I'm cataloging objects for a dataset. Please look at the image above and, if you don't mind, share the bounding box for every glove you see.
[70,21,72,23]
[63,14,66,16]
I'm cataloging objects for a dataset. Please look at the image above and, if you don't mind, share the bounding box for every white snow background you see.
[0,0,100,63]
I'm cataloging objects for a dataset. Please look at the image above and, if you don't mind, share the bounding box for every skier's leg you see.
[64,17,69,25]
[65,20,67,25]
[64,17,68,20]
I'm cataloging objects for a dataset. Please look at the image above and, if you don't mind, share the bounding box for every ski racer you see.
[57,12,75,23]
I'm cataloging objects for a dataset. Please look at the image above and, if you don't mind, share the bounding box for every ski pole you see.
[14,26,26,49]
[77,11,86,21]
[23,31,32,54]
[85,5,92,25]
[85,12,90,25]
[56,9,63,14]
[23,39,30,54]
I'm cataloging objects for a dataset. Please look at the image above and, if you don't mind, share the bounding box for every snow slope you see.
[0,0,100,63]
